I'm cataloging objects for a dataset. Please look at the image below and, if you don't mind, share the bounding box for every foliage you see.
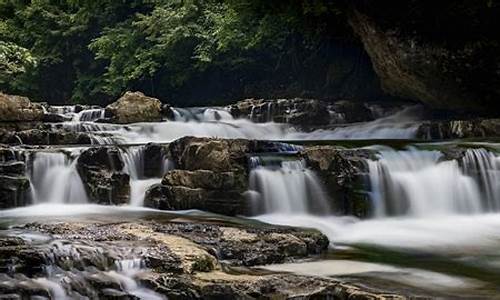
[0,0,345,105]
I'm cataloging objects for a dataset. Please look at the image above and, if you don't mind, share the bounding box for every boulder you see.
[105,91,163,124]
[145,137,295,215]
[301,146,376,217]
[145,170,248,215]
[0,92,44,122]
[77,147,130,205]
[348,6,500,115]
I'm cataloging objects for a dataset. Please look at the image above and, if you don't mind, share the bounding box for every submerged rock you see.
[105,91,163,124]
[77,147,130,205]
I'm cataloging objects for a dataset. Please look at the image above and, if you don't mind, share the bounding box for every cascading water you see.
[75,108,105,122]
[28,151,88,204]
[120,146,173,206]
[367,147,500,217]
[248,157,331,215]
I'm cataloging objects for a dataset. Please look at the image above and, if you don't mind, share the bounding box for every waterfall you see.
[28,151,88,204]
[248,158,331,215]
[120,146,172,206]
[367,147,500,217]
[75,108,106,122]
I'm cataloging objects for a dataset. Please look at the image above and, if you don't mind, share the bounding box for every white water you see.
[248,159,331,215]
[120,146,173,206]
[48,105,422,145]
[28,151,88,204]
[367,147,500,217]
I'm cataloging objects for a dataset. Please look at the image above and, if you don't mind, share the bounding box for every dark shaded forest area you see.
[1,0,499,110]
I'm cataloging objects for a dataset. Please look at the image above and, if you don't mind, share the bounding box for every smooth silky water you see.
[5,105,500,297]
[255,145,500,297]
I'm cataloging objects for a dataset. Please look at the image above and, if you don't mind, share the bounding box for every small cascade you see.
[248,157,331,215]
[75,108,106,122]
[1,240,165,299]
[461,148,500,211]
[367,147,500,217]
[28,151,88,204]
[120,146,172,206]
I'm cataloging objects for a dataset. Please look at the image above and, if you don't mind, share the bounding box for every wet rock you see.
[416,118,500,139]
[301,146,376,217]
[0,93,44,122]
[41,113,72,123]
[146,137,301,215]
[144,182,247,216]
[105,91,163,124]
[77,147,130,205]
[13,129,92,145]
[143,143,169,178]
[0,147,31,209]
[161,104,175,120]
[230,98,331,126]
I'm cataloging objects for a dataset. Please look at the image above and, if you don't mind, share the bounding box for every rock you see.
[0,93,44,122]
[229,98,331,126]
[169,136,255,172]
[143,143,169,178]
[77,147,130,205]
[144,183,247,215]
[329,100,374,123]
[12,129,92,145]
[161,104,175,120]
[301,146,376,217]
[348,6,500,114]
[105,91,163,124]
[0,147,31,209]
[416,118,500,139]
[42,113,72,123]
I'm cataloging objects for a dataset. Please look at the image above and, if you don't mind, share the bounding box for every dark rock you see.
[416,118,500,140]
[0,147,31,209]
[42,113,72,123]
[229,98,331,126]
[348,6,500,115]
[143,143,168,178]
[0,129,92,145]
[161,104,175,120]
[77,147,130,205]
[301,146,376,217]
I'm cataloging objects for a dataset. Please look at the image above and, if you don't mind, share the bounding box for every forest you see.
[2,0,498,108]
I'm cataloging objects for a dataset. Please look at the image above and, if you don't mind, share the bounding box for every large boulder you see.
[0,93,44,122]
[144,170,248,215]
[300,146,376,217]
[105,91,162,124]
[348,4,500,115]
[76,147,130,205]
[0,146,31,208]
[145,137,293,215]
